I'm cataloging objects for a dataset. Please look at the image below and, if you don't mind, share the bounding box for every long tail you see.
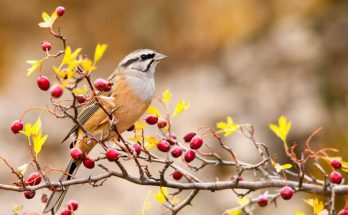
[43,159,81,214]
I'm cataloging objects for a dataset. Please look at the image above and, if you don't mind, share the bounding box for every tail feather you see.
[43,160,80,214]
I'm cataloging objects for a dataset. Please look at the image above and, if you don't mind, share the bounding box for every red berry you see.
[24,191,35,199]
[41,41,52,51]
[60,209,71,215]
[172,171,183,180]
[330,171,343,184]
[190,136,203,150]
[146,115,158,125]
[10,120,23,134]
[183,132,196,143]
[169,133,177,140]
[67,199,79,211]
[157,119,167,128]
[50,85,63,98]
[331,158,342,169]
[157,140,171,152]
[37,76,51,91]
[171,146,183,158]
[132,143,141,156]
[280,186,294,200]
[184,150,196,162]
[27,172,42,186]
[41,193,48,203]
[56,6,65,17]
[338,209,348,215]
[70,148,85,160]
[94,78,111,92]
[127,125,135,132]
[106,148,120,161]
[76,95,87,104]
[257,195,268,207]
[83,157,95,169]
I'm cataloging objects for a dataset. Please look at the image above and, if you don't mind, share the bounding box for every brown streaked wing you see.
[61,74,120,143]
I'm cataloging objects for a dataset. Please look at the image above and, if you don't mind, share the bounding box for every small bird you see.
[43,49,166,213]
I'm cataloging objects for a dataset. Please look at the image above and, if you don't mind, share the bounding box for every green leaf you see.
[216,116,239,136]
[94,44,108,64]
[162,89,172,106]
[38,11,57,28]
[172,100,190,118]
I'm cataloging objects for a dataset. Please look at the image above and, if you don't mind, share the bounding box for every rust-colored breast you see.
[76,75,151,153]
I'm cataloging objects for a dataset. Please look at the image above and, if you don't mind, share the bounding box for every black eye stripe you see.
[121,53,156,68]
[140,53,155,61]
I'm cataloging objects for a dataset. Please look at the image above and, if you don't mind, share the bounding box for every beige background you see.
[0,0,348,214]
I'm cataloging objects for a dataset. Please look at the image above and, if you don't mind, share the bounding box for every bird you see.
[43,49,166,214]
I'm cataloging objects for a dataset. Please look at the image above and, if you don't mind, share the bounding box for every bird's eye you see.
[140,54,147,60]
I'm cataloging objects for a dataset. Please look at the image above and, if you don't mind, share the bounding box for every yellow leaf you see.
[17,163,29,175]
[295,210,306,215]
[94,44,108,64]
[154,187,168,204]
[304,198,324,215]
[31,118,42,135]
[21,117,48,158]
[81,58,96,72]
[144,136,160,151]
[162,89,172,106]
[171,195,181,205]
[216,116,239,136]
[134,121,146,131]
[224,208,241,215]
[237,197,249,206]
[33,132,48,157]
[272,162,292,173]
[138,192,152,215]
[128,136,142,143]
[12,203,23,213]
[172,100,190,118]
[52,66,67,78]
[146,106,161,118]
[19,123,32,137]
[72,84,88,95]
[61,46,82,67]
[38,11,57,28]
[26,58,47,76]
[269,115,291,145]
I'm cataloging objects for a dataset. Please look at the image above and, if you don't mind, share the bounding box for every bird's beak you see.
[155,53,167,61]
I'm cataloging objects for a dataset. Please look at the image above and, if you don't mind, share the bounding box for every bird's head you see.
[118,49,166,77]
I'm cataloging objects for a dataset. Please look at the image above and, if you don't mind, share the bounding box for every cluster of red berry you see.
[254,158,345,208]
[60,200,79,215]
[145,114,205,181]
[37,6,66,99]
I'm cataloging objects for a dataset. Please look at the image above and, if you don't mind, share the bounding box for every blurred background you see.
[1,0,348,214]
